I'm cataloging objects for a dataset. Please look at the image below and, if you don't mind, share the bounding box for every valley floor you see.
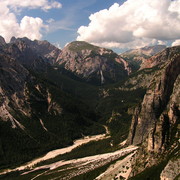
[0,126,110,175]
[0,126,138,180]
[23,146,138,180]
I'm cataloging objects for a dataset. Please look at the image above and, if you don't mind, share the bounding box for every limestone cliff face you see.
[57,41,129,84]
[127,46,180,177]
[128,52,180,147]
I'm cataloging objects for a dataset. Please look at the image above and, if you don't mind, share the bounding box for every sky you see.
[0,0,179,53]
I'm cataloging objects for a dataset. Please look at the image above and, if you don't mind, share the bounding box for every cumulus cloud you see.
[0,12,46,42]
[172,39,180,46]
[0,0,61,42]
[77,0,180,49]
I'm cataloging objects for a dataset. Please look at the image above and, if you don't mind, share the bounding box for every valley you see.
[0,36,179,180]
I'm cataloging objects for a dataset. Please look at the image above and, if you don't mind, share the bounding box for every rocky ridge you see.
[1,38,131,85]
[10,37,62,64]
[126,46,180,179]
[121,45,166,71]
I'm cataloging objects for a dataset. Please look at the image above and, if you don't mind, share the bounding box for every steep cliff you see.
[127,46,180,179]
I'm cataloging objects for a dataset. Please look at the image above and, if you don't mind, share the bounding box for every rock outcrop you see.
[127,46,180,178]
[128,52,180,146]
[160,159,180,180]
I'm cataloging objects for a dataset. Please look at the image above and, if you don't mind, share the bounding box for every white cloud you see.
[172,39,180,46]
[77,0,180,49]
[3,0,62,11]
[19,16,47,40]
[53,42,61,49]
[0,0,61,42]
[46,18,55,23]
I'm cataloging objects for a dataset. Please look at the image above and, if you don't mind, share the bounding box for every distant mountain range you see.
[0,35,179,180]
[120,45,166,72]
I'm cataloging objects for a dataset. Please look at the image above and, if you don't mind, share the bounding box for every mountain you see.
[4,38,131,85]
[2,38,47,69]
[122,45,166,57]
[140,45,180,69]
[0,35,179,179]
[0,36,6,47]
[0,39,104,168]
[126,45,180,179]
[56,41,130,85]
[121,45,166,72]
[10,37,61,64]
[95,45,179,179]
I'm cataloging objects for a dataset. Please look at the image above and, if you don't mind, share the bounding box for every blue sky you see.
[20,0,125,49]
[0,0,179,53]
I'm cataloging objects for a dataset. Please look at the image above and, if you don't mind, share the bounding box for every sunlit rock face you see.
[57,41,130,85]
[121,45,166,72]
[127,46,180,178]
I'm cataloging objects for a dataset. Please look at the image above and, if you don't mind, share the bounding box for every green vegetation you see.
[68,41,100,52]
[0,61,147,175]
[43,66,100,107]
[97,88,146,145]
[0,54,148,173]
[0,66,104,169]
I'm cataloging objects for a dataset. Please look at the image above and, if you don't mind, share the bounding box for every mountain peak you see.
[66,41,100,52]
[10,36,16,43]
[8,37,62,65]
[0,36,6,46]
[57,41,129,85]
